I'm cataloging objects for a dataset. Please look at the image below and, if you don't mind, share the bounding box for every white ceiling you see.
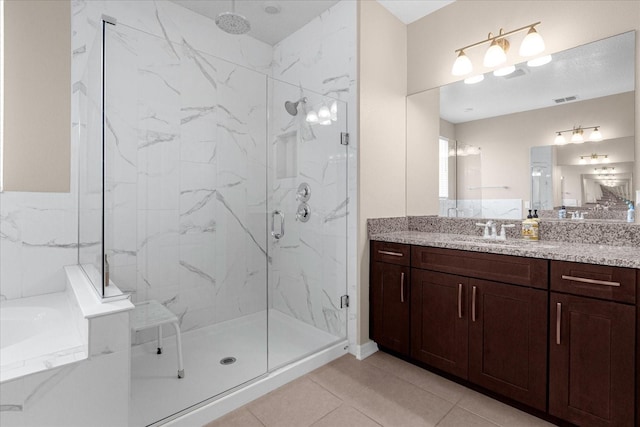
[440,31,636,124]
[377,0,455,24]
[171,0,454,45]
[170,0,340,45]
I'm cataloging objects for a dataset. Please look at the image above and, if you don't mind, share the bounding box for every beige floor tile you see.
[436,407,500,427]
[310,355,454,427]
[311,405,382,427]
[457,390,555,427]
[203,408,264,427]
[247,377,342,427]
[364,351,467,403]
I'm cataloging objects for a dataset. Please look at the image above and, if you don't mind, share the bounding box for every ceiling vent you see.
[553,95,578,104]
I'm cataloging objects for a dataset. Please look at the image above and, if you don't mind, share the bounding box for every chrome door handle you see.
[400,272,405,303]
[271,210,284,239]
[556,302,562,345]
[471,286,477,322]
[458,283,463,319]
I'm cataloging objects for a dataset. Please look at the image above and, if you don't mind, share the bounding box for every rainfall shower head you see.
[285,98,307,116]
[216,0,251,35]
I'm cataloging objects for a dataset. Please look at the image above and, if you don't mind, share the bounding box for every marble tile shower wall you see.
[1,1,357,345]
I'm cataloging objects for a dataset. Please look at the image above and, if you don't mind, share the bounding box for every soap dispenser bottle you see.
[522,210,539,241]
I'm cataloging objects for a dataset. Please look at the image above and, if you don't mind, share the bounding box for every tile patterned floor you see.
[204,352,556,427]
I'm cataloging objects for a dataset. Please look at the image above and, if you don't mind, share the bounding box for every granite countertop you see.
[371,231,640,269]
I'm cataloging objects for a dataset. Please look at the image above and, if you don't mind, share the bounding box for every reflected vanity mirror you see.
[407,31,635,221]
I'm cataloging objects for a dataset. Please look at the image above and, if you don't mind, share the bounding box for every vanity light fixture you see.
[579,153,609,165]
[451,22,545,77]
[554,125,602,145]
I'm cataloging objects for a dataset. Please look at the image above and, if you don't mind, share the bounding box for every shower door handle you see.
[271,210,285,239]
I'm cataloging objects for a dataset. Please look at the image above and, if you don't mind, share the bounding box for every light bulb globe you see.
[519,27,545,57]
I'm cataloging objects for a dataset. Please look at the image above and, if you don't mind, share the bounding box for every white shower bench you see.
[131,300,184,378]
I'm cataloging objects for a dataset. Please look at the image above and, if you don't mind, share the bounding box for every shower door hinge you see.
[340,295,349,309]
[340,132,349,146]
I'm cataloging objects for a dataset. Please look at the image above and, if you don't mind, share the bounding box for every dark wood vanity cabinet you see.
[410,248,548,411]
[370,242,638,426]
[411,270,469,378]
[549,261,637,427]
[370,241,411,355]
[468,278,547,411]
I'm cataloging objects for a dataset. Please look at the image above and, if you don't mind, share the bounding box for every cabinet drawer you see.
[371,241,410,266]
[550,260,636,304]
[411,246,548,289]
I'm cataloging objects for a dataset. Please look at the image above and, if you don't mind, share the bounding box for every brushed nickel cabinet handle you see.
[472,286,477,322]
[561,275,620,287]
[400,272,405,303]
[556,302,562,345]
[378,250,403,257]
[457,283,463,319]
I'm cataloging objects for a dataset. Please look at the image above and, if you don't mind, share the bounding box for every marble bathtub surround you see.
[368,216,640,248]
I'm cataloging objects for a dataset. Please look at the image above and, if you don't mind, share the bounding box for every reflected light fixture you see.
[305,110,318,123]
[464,74,484,84]
[554,125,602,144]
[527,54,552,67]
[571,128,584,143]
[493,65,516,77]
[451,22,545,76]
[579,153,609,165]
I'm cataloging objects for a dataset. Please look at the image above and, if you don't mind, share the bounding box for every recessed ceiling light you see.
[264,1,281,14]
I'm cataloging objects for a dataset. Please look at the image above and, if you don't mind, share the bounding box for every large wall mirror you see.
[407,31,635,221]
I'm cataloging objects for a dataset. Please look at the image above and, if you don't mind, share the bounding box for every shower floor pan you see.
[130,309,341,427]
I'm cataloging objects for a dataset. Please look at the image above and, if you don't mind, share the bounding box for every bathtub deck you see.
[0,292,87,383]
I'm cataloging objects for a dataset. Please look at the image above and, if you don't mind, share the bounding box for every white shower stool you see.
[132,300,184,379]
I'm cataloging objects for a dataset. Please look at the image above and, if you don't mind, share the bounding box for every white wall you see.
[358,0,407,345]
[454,92,634,201]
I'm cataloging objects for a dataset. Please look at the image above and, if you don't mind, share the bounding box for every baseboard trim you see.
[353,340,378,360]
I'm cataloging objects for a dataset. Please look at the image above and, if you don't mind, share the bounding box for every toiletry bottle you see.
[627,203,635,223]
[558,206,566,219]
[522,210,539,241]
[533,209,540,222]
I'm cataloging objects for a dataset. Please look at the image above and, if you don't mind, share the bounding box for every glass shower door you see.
[102,22,269,426]
[267,79,349,370]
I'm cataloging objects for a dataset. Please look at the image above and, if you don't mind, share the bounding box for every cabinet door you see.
[371,262,410,355]
[411,270,468,379]
[549,293,636,427]
[468,279,548,411]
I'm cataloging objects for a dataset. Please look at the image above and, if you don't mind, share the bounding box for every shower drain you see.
[220,357,237,365]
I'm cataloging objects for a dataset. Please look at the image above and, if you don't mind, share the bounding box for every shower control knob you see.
[296,203,311,222]
[296,182,311,202]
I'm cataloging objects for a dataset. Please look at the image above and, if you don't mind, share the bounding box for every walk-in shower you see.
[77,6,350,425]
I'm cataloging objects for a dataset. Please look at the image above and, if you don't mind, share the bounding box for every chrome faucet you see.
[476,220,497,239]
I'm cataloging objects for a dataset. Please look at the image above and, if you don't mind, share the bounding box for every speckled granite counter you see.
[370,231,640,269]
